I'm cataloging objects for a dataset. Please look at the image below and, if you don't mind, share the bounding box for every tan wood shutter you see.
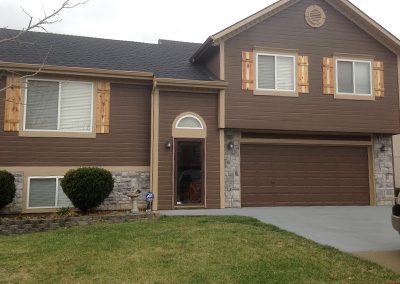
[373,61,384,97]
[96,81,111,134]
[3,76,22,132]
[323,57,335,95]
[242,51,255,91]
[297,56,309,93]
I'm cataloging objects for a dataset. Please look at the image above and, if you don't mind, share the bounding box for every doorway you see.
[175,139,204,206]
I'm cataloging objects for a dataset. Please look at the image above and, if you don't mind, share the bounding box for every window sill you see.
[254,90,299,97]
[19,130,96,139]
[334,94,375,101]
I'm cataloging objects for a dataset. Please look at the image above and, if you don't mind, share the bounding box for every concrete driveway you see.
[162,207,400,272]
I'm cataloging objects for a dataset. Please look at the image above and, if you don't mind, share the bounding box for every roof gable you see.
[191,0,400,62]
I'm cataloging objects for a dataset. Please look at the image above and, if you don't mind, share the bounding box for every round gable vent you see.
[305,5,326,28]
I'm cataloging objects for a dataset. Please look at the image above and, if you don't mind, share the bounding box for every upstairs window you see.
[256,53,295,92]
[336,59,372,96]
[24,79,93,132]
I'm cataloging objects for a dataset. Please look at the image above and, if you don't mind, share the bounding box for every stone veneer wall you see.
[373,135,395,205]
[98,171,150,211]
[0,172,23,214]
[224,130,241,208]
[0,170,150,214]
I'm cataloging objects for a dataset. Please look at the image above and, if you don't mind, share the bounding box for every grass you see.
[0,216,399,284]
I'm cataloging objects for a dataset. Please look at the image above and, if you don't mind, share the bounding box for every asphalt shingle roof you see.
[0,29,217,81]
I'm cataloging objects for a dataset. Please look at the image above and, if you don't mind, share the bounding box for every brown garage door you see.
[241,144,370,207]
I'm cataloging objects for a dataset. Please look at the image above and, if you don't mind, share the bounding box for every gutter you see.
[155,77,228,90]
[0,61,228,90]
[0,61,154,80]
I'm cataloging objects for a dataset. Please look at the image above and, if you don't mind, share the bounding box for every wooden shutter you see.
[323,57,335,95]
[242,51,255,91]
[297,56,309,93]
[96,81,111,134]
[4,76,22,132]
[373,61,384,97]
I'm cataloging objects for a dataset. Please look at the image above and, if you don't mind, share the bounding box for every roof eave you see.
[189,37,214,63]
[0,61,154,80]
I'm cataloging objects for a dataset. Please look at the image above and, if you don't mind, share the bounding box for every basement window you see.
[27,177,72,209]
[24,79,94,132]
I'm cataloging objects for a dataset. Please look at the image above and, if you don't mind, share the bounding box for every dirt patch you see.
[353,250,400,274]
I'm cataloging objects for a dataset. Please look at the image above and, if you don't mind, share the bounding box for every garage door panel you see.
[241,144,370,207]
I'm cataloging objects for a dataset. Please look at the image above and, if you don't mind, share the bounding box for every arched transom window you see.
[176,115,204,129]
[172,113,207,138]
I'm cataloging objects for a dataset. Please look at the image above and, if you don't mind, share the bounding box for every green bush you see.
[0,171,16,208]
[61,167,114,212]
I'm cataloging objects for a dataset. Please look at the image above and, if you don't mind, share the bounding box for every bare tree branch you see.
[0,46,53,105]
[0,0,88,44]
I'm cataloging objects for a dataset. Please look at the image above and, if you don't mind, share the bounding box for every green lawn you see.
[0,216,398,284]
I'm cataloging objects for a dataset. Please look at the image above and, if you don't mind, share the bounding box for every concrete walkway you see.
[162,207,400,272]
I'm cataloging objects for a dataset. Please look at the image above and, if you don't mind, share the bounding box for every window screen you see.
[337,61,354,94]
[29,178,57,208]
[25,80,59,130]
[257,55,275,89]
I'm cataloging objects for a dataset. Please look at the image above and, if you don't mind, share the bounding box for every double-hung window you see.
[336,59,372,96]
[24,79,93,132]
[28,177,72,209]
[256,53,296,93]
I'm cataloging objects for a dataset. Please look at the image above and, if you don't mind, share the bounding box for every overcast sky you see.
[0,0,399,44]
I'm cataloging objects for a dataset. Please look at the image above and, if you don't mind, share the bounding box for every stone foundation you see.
[0,170,150,214]
[373,135,395,205]
[99,171,151,211]
[224,130,241,208]
[0,172,23,214]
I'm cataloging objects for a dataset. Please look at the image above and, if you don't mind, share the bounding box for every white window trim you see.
[27,176,66,209]
[175,114,204,130]
[335,59,373,97]
[255,52,296,92]
[23,78,94,133]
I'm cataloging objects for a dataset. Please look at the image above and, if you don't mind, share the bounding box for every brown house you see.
[1,0,399,214]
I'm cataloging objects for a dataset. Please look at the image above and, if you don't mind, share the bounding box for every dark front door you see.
[175,139,204,206]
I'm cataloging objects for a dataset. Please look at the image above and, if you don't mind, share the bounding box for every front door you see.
[175,139,204,207]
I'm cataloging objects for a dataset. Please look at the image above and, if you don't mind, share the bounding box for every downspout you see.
[150,78,159,210]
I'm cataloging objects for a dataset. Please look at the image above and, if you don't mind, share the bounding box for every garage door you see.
[241,144,370,207]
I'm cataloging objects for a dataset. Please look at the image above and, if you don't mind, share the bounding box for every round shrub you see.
[0,171,16,208]
[61,167,114,212]
[393,204,400,217]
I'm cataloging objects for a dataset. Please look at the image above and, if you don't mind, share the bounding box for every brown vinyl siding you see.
[224,0,400,134]
[158,91,220,210]
[206,50,220,79]
[241,144,370,206]
[0,81,151,166]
